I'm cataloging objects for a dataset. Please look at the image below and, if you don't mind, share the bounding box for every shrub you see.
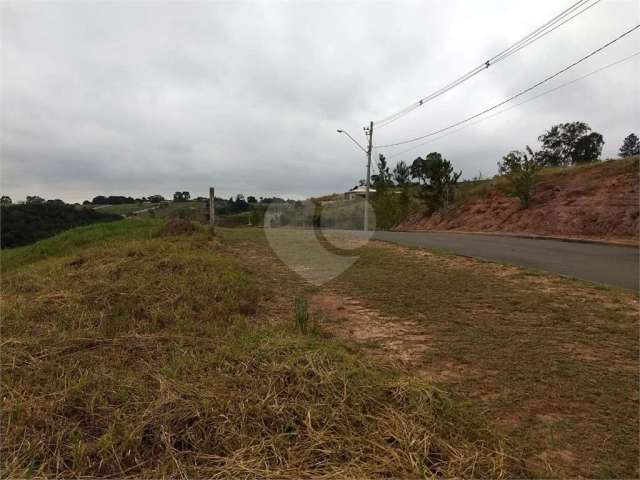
[372,188,411,229]
[497,146,541,207]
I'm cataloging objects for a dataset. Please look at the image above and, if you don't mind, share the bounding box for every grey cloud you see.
[1,0,638,203]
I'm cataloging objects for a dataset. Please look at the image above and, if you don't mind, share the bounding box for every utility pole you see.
[336,126,372,232]
[364,121,373,232]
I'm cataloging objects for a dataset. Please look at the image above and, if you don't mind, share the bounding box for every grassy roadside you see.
[221,227,639,478]
[1,220,516,478]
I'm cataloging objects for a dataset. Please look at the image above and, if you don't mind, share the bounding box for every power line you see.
[385,50,640,159]
[374,0,596,129]
[373,23,640,149]
[488,0,602,65]
[373,0,600,129]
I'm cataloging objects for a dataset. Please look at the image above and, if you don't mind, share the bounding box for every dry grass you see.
[0,221,518,478]
[220,227,639,478]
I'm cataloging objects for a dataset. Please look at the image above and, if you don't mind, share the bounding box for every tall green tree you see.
[393,160,411,186]
[410,157,428,184]
[371,154,393,192]
[619,133,640,157]
[537,121,604,166]
[412,152,461,211]
[1,195,12,205]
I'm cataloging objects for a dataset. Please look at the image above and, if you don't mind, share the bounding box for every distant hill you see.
[397,157,639,242]
[1,203,122,248]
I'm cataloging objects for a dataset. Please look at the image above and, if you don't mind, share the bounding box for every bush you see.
[372,188,411,229]
[497,147,541,207]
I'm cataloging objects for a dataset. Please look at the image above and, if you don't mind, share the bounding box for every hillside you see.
[397,157,639,242]
[0,219,514,478]
[0,203,122,248]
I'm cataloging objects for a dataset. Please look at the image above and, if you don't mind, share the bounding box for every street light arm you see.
[337,129,367,154]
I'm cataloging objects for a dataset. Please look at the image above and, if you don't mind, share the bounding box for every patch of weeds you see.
[156,217,199,236]
[294,296,311,334]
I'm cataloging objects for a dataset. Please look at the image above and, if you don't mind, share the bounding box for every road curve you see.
[340,230,639,290]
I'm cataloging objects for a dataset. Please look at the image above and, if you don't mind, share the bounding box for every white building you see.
[344,185,376,200]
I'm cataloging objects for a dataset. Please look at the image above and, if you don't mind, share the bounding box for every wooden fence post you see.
[209,187,215,228]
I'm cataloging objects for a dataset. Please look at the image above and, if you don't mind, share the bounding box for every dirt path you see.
[311,292,431,364]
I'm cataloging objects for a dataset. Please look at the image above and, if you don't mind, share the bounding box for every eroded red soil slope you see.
[397,157,639,242]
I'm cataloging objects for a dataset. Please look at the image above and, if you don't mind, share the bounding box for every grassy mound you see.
[1,218,160,273]
[1,220,516,478]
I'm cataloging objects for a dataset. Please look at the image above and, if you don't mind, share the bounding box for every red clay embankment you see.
[397,157,639,244]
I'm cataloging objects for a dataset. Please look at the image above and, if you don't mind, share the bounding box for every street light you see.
[337,126,373,231]
[336,129,367,154]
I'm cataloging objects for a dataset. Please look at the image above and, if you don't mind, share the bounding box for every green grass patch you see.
[1,218,162,272]
[92,203,153,215]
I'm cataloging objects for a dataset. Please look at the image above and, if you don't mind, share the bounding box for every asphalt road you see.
[342,230,639,290]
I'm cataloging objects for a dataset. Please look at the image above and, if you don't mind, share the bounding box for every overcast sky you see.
[1,0,638,203]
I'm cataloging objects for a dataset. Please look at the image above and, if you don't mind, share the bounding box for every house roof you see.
[347,185,376,194]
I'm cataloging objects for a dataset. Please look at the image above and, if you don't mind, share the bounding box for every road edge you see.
[392,228,639,248]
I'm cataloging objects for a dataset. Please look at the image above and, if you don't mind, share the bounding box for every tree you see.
[1,195,12,205]
[371,154,393,192]
[573,132,604,164]
[412,152,461,211]
[148,195,164,203]
[173,191,190,202]
[26,195,45,204]
[247,196,257,203]
[393,160,411,186]
[537,121,604,166]
[410,157,428,184]
[498,146,540,208]
[619,133,640,157]
[91,195,135,205]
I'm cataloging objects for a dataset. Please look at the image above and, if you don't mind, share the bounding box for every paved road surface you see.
[340,230,639,290]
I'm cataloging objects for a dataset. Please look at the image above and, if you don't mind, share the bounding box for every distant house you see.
[344,185,376,200]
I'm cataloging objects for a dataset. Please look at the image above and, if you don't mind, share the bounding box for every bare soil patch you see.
[311,292,431,364]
